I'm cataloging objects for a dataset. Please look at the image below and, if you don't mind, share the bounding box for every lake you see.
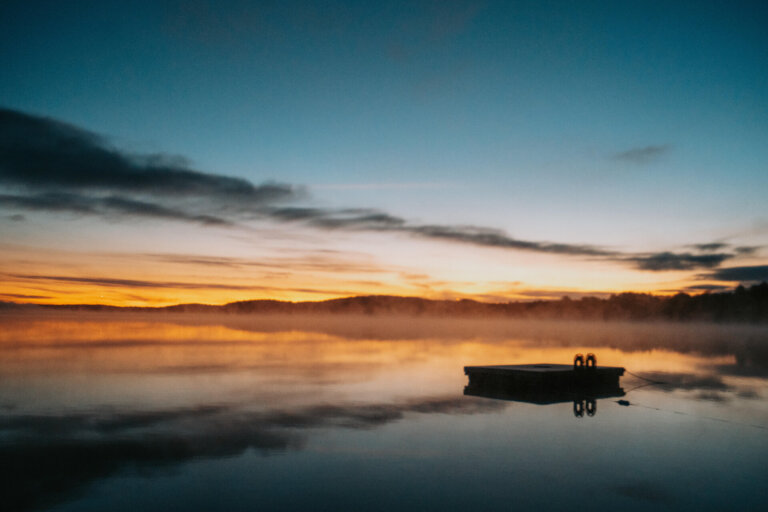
[2,312,767,511]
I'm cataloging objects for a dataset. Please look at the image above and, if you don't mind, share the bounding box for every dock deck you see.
[464,363,624,397]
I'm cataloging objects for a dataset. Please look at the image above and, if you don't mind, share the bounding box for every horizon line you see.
[2,285,760,310]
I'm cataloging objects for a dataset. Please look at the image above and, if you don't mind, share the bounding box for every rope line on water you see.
[613,399,768,432]
[623,369,668,385]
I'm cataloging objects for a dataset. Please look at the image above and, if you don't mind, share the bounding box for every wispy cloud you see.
[691,242,728,252]
[0,108,298,201]
[0,108,753,274]
[311,182,456,191]
[682,284,732,292]
[3,273,353,296]
[700,265,768,283]
[622,251,734,271]
[0,107,299,227]
[144,252,391,275]
[612,144,671,164]
[0,292,51,300]
[0,192,233,226]
[264,207,617,257]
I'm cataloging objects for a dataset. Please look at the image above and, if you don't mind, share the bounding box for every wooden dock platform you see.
[465,363,624,387]
[463,362,625,405]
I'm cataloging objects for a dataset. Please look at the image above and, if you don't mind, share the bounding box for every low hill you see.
[3,282,767,322]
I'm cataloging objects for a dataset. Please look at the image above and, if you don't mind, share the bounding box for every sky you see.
[1,0,767,306]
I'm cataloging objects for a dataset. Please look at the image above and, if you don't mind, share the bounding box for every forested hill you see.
[5,282,768,323]
[4,282,768,323]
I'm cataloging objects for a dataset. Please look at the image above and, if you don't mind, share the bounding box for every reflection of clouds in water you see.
[611,480,674,504]
[175,317,768,375]
[4,315,768,372]
[626,371,762,402]
[715,363,768,378]
[695,391,731,402]
[2,316,767,511]
[645,372,731,392]
[736,388,761,399]
[5,316,768,387]
[0,396,505,512]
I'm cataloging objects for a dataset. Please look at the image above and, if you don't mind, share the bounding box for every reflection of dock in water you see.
[464,354,625,416]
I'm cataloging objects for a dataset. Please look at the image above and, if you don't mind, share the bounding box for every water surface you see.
[2,312,767,511]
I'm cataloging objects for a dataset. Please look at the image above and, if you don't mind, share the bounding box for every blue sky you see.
[1,1,767,304]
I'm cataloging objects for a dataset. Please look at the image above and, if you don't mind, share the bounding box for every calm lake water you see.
[2,312,767,511]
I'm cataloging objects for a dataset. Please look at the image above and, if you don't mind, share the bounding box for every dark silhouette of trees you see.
[8,282,768,323]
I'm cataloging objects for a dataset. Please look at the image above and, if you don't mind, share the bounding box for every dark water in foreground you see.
[1,312,767,511]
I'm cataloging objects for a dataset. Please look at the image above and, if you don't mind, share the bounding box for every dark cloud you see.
[690,243,759,257]
[0,192,97,214]
[101,195,232,225]
[612,144,671,164]
[692,242,728,252]
[0,192,232,226]
[0,107,298,229]
[702,265,768,282]
[624,252,733,271]
[734,246,760,255]
[263,207,617,257]
[405,224,614,256]
[266,207,407,230]
[0,107,298,202]
[261,210,751,271]
[0,108,755,274]
[620,242,758,272]
[511,289,614,300]
[0,107,631,261]
[682,284,731,292]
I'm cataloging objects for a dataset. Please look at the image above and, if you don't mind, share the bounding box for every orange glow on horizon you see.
[0,240,735,307]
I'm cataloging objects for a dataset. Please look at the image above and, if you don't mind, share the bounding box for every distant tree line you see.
[508,282,768,322]
[5,282,768,323]
[173,282,768,322]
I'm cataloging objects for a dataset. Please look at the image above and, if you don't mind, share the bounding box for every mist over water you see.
[2,312,767,511]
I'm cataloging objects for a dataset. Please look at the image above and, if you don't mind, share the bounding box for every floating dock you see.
[464,355,625,405]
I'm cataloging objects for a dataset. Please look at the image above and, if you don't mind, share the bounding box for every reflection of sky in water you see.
[1,313,767,511]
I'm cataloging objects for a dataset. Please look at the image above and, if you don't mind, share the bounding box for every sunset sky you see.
[1,0,767,306]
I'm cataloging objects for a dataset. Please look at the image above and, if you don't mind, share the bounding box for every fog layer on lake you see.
[2,312,767,512]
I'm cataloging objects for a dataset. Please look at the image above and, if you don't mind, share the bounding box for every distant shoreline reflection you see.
[1,313,767,511]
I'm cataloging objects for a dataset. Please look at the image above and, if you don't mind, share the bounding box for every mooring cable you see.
[623,369,668,385]
[613,398,768,431]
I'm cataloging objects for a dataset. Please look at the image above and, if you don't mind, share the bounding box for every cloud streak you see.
[263,207,617,257]
[4,272,353,296]
[0,192,232,226]
[0,107,299,202]
[0,108,754,273]
[700,265,768,282]
[612,144,671,164]
[623,252,734,271]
